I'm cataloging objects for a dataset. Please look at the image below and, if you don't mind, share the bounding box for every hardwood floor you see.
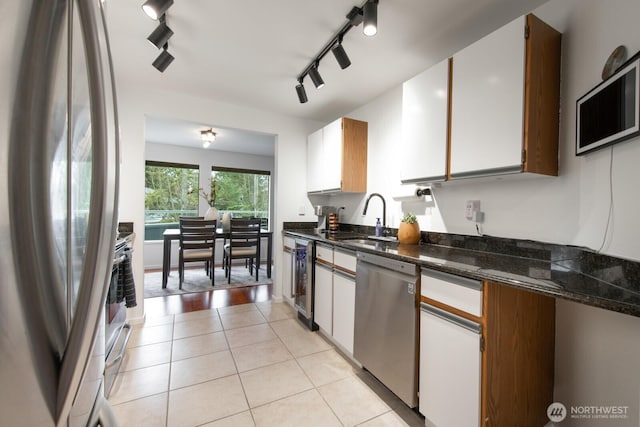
[143,283,273,317]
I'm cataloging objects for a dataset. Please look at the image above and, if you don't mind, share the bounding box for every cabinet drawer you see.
[421,268,483,317]
[283,236,295,249]
[316,244,334,264]
[334,249,356,273]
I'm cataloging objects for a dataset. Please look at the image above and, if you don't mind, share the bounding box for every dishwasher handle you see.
[421,303,482,334]
[357,251,417,276]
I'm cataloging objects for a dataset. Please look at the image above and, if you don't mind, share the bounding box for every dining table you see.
[162,228,273,288]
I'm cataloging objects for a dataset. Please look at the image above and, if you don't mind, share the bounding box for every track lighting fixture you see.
[142,0,174,20]
[296,81,308,104]
[152,48,174,72]
[143,2,175,71]
[294,0,379,104]
[331,40,351,69]
[363,0,378,36]
[308,65,325,89]
[147,16,173,49]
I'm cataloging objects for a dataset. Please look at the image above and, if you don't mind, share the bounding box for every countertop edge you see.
[283,230,640,318]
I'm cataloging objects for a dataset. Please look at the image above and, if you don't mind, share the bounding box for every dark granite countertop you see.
[283,227,640,318]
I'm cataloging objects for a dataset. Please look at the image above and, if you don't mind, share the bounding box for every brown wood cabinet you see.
[482,282,555,426]
[420,270,555,426]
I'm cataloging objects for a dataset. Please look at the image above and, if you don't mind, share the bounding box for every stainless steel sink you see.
[367,235,398,242]
[342,238,398,248]
[342,239,376,245]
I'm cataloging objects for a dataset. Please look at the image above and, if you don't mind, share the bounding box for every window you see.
[212,167,271,228]
[145,161,199,240]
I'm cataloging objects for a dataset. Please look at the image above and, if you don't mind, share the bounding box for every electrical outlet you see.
[465,200,481,221]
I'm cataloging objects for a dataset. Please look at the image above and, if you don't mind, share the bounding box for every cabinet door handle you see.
[421,303,482,334]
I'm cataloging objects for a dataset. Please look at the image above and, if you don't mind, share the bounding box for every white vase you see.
[205,206,219,221]
[221,212,232,232]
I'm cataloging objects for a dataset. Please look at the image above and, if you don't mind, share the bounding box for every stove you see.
[104,233,134,396]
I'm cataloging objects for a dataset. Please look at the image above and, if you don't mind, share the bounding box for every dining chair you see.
[179,216,210,274]
[179,218,217,289]
[223,218,261,284]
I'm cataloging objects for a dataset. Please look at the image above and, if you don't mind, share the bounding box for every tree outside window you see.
[212,167,270,228]
[144,161,199,240]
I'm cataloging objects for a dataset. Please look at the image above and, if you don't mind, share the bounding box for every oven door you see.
[104,249,132,397]
[105,253,125,354]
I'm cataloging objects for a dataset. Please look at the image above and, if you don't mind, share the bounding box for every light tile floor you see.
[108,301,424,427]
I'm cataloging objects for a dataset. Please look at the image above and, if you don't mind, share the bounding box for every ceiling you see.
[145,115,276,156]
[107,0,548,151]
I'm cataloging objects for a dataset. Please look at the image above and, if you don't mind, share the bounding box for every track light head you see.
[147,21,174,49]
[309,65,325,89]
[332,42,351,70]
[152,49,174,72]
[296,81,308,104]
[142,0,174,20]
[363,0,378,36]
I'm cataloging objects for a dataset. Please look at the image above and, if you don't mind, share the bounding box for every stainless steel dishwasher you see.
[354,251,419,408]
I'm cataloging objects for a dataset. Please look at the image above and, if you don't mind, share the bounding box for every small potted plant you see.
[398,212,421,244]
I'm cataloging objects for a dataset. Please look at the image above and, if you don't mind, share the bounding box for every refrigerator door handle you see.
[56,0,118,422]
[8,0,69,418]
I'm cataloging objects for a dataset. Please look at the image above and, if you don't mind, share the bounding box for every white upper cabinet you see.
[306,128,324,193]
[323,118,343,191]
[451,16,524,177]
[401,58,450,184]
[306,117,368,194]
[450,14,561,179]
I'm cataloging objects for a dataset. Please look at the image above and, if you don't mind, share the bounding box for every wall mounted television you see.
[576,52,640,155]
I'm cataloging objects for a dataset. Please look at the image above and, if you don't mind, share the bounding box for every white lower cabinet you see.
[313,247,356,356]
[420,305,481,427]
[313,263,333,333]
[332,271,355,354]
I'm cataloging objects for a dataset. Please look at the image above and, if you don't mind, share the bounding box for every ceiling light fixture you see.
[363,0,378,36]
[142,0,174,20]
[308,64,325,89]
[331,39,351,70]
[200,129,217,146]
[296,80,308,104]
[147,16,173,49]
[152,47,174,72]
[294,1,378,103]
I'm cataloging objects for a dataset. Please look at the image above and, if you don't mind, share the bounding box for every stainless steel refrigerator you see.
[1,0,120,425]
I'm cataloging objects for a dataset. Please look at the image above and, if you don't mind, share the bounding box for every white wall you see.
[115,84,321,321]
[318,0,640,424]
